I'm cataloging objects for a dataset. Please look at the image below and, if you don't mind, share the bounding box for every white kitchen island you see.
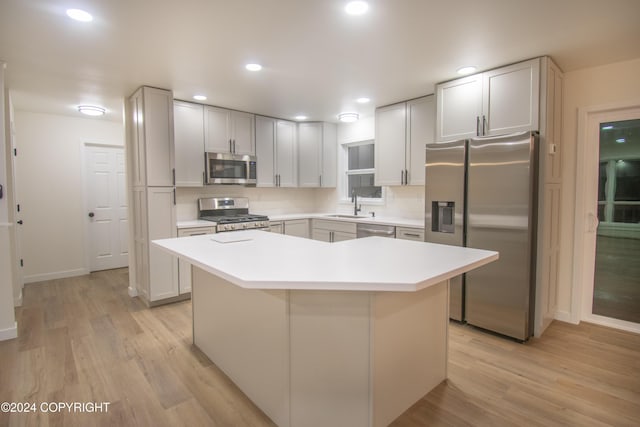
[153,230,497,427]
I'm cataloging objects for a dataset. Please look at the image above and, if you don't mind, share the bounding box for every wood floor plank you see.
[1,268,639,426]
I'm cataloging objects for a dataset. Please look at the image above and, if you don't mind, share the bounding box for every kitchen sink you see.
[325,214,367,219]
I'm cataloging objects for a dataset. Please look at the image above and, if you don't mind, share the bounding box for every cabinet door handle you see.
[172,168,176,186]
[405,169,408,185]
[229,139,232,153]
[482,115,487,136]
[319,175,322,187]
[476,116,480,136]
[233,140,236,153]
[404,233,421,238]
[401,170,404,185]
[173,188,176,205]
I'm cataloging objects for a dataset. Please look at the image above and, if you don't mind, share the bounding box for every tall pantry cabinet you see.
[126,86,180,305]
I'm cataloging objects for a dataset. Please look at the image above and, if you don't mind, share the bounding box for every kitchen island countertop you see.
[153,229,497,292]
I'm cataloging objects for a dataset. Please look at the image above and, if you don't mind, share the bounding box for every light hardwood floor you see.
[1,269,639,426]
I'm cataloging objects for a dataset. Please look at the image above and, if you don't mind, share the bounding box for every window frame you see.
[598,158,640,225]
[339,139,384,205]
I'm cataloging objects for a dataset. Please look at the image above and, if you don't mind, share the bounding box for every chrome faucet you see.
[351,189,361,216]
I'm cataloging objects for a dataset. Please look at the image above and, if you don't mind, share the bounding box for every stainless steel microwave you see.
[205,152,257,185]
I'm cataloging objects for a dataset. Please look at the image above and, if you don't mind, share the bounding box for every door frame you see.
[82,142,129,273]
[573,101,640,334]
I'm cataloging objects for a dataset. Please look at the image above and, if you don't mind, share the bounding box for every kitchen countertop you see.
[153,230,497,292]
[177,213,424,229]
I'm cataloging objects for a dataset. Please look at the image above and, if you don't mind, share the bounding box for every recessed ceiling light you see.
[338,112,359,123]
[193,95,207,101]
[77,105,105,116]
[616,138,626,143]
[345,1,369,15]
[66,9,93,22]
[457,66,477,75]
[601,125,613,130]
[294,115,308,121]
[245,63,262,71]
[356,97,370,104]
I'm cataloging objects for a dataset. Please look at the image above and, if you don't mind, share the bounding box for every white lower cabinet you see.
[269,221,284,233]
[147,187,178,302]
[284,219,310,238]
[396,227,425,242]
[177,226,216,294]
[269,219,310,238]
[311,219,356,242]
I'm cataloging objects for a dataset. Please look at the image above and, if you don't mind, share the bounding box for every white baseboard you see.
[24,268,89,284]
[554,310,576,324]
[0,322,18,341]
[128,286,138,297]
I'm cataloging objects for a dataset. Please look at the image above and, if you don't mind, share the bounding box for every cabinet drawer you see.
[312,219,357,234]
[396,227,424,242]
[177,227,216,237]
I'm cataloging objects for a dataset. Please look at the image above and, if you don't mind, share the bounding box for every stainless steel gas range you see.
[198,197,269,232]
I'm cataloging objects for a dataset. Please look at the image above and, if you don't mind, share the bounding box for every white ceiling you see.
[1,0,639,123]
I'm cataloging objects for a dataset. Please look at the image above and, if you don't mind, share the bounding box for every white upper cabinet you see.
[276,120,297,187]
[375,95,435,186]
[173,101,205,187]
[255,117,297,187]
[298,122,337,188]
[435,58,540,141]
[482,59,540,136]
[375,102,406,186]
[255,115,276,187]
[129,87,175,187]
[406,96,435,186]
[436,74,483,141]
[204,106,255,155]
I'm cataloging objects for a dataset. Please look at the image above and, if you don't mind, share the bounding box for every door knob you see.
[88,212,95,218]
[17,220,23,225]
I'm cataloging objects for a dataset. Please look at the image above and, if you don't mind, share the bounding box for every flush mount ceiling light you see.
[338,112,359,123]
[193,95,207,101]
[345,1,369,15]
[77,105,105,116]
[616,138,626,143]
[294,115,308,121]
[356,97,370,103]
[457,66,477,75]
[66,9,93,22]
[245,63,262,71]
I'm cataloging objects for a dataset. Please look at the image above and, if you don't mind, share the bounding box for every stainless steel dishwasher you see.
[356,223,396,239]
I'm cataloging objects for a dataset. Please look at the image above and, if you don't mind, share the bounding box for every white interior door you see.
[84,145,129,271]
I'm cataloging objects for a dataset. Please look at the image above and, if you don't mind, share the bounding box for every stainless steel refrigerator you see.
[424,131,538,341]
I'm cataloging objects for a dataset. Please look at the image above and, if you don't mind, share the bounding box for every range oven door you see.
[205,152,256,185]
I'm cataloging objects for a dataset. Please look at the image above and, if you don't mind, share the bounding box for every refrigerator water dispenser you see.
[432,201,455,233]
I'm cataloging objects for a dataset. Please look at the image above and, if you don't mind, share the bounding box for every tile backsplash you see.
[177,185,425,222]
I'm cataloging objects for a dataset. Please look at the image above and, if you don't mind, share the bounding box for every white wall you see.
[557,57,640,319]
[14,111,124,283]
